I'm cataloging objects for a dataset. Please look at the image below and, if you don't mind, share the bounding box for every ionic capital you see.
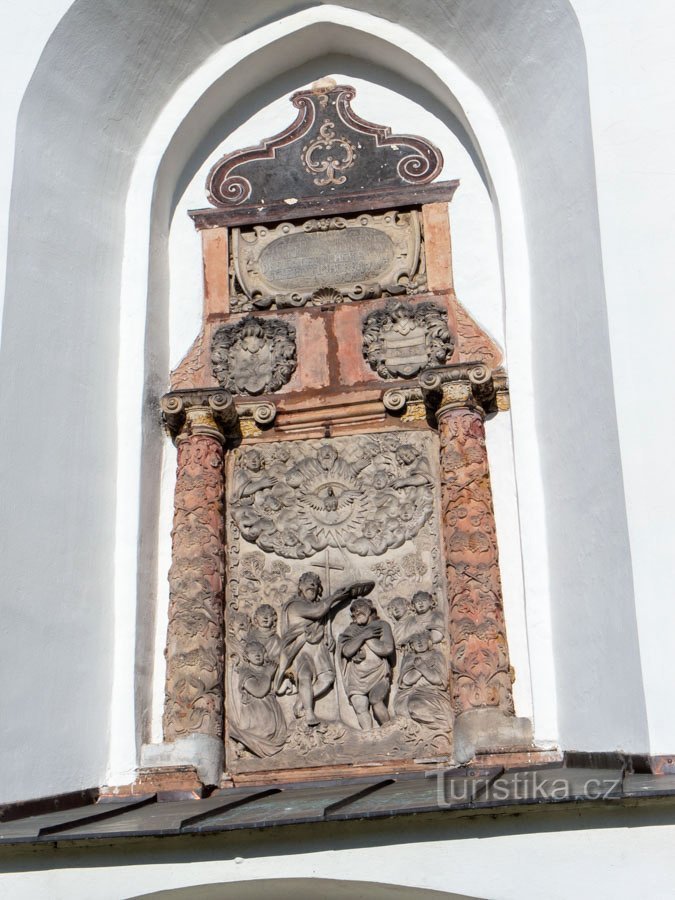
[161,389,237,443]
[421,363,499,419]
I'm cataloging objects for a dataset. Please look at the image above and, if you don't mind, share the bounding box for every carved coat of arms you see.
[211,315,297,395]
[362,301,455,379]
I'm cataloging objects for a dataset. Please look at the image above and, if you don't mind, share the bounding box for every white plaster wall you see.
[572,0,675,755]
[2,0,672,803]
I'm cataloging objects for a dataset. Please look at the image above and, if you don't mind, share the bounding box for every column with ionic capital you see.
[141,391,236,787]
[421,366,531,758]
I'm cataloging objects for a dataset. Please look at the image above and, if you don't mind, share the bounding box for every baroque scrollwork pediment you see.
[362,300,455,379]
[211,315,296,396]
[206,83,443,210]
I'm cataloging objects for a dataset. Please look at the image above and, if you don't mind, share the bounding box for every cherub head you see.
[253,604,277,630]
[228,611,251,642]
[387,596,408,621]
[243,640,266,666]
[372,469,391,490]
[399,504,415,523]
[411,591,435,615]
[242,449,263,472]
[408,631,432,654]
[364,519,382,540]
[396,444,417,467]
[317,444,338,471]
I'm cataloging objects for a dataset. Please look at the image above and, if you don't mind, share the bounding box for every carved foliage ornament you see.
[211,315,296,396]
[363,301,455,379]
[206,83,443,208]
[438,409,514,715]
[163,433,226,741]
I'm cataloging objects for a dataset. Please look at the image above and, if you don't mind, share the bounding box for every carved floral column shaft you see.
[423,368,515,717]
[162,404,227,743]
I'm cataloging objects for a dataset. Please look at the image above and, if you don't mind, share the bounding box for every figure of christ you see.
[273,572,374,726]
[229,641,287,758]
[394,631,453,732]
[338,598,395,730]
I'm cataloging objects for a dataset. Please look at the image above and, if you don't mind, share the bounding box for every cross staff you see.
[311,548,345,596]
[311,547,349,720]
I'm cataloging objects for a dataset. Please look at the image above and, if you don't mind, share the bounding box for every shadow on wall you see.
[130,877,480,900]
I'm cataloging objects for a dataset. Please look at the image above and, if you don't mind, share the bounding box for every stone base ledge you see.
[140,734,224,787]
[453,709,534,765]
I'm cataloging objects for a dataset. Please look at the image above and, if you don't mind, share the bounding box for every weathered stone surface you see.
[159,81,526,785]
[452,708,533,764]
[437,405,515,715]
[362,299,455,379]
[225,432,452,774]
[229,435,434,559]
[211,315,296,395]
[163,412,226,743]
[230,210,424,311]
[141,735,224,789]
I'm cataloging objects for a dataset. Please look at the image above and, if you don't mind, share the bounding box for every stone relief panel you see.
[225,432,452,774]
[362,300,455,379]
[230,211,426,312]
[211,315,296,395]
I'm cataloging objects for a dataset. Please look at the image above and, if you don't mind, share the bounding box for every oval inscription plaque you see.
[258,227,394,292]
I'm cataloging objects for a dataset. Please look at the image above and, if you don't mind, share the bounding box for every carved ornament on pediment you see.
[206,83,443,210]
[363,300,455,380]
[211,315,296,396]
[230,210,425,312]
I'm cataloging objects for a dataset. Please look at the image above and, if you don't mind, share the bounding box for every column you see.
[162,405,226,743]
[422,367,532,759]
[140,392,235,789]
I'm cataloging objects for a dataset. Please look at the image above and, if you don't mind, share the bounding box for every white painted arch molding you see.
[0,0,648,803]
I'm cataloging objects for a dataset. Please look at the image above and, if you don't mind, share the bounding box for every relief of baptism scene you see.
[225,431,453,774]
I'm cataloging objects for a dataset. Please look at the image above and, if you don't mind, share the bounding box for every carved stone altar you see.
[145,80,532,791]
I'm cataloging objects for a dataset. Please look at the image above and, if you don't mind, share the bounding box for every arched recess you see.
[0,0,648,801]
[132,877,477,900]
[119,17,541,779]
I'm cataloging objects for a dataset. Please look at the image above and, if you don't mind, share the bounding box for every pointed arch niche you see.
[2,2,645,800]
[128,25,547,787]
